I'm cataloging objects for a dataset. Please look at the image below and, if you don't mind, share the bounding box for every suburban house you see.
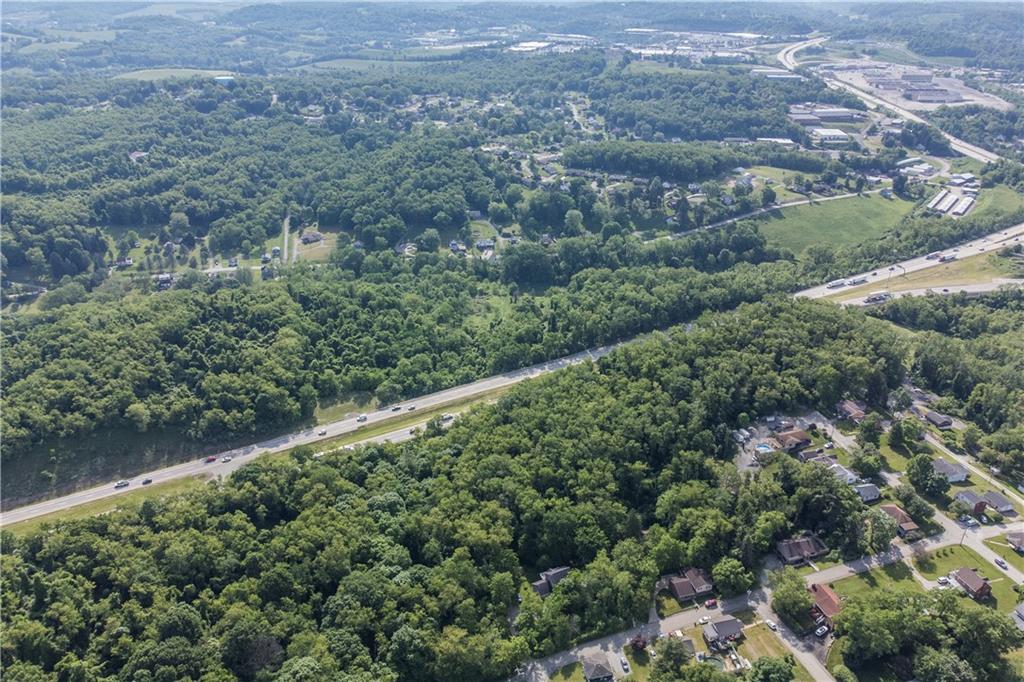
[808,456,859,485]
[581,653,614,682]
[933,459,969,483]
[954,491,987,515]
[925,411,954,430]
[1006,531,1024,553]
[777,535,829,565]
[531,566,571,597]
[669,567,714,602]
[776,429,812,453]
[1014,603,1024,632]
[702,615,745,648]
[982,491,1014,514]
[880,504,920,538]
[952,566,992,601]
[837,399,867,424]
[854,483,881,503]
[797,447,826,462]
[809,583,843,628]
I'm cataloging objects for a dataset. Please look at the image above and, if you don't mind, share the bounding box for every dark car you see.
[142,478,153,485]
[204,455,217,463]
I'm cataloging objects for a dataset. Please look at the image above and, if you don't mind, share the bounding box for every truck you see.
[847,276,869,286]
[826,279,847,289]
[938,254,957,263]
[864,292,891,304]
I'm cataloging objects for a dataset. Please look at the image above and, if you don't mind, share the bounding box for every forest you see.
[2,298,932,682]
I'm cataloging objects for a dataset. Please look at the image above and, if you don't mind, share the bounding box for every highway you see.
[1,344,616,525]
[842,279,1024,306]
[796,221,1024,299]
[777,38,1002,165]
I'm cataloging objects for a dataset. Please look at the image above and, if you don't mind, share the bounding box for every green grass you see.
[984,536,1024,574]
[756,193,916,256]
[115,68,235,81]
[974,185,1024,217]
[551,662,585,682]
[831,251,1014,301]
[300,58,442,73]
[625,61,709,76]
[913,545,1018,613]
[43,28,117,41]
[876,432,921,472]
[738,624,815,682]
[656,590,690,618]
[20,41,80,54]
[831,562,924,600]
[4,475,209,536]
[623,647,652,682]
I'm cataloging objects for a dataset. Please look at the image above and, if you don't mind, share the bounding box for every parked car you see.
[698,616,710,624]
[937,576,949,585]
[815,625,829,638]
[704,599,718,608]
[114,480,130,489]
[996,558,1008,569]
[317,429,327,436]
[357,414,368,422]
[204,456,217,463]
[766,620,778,631]
[142,478,153,485]
[620,657,630,673]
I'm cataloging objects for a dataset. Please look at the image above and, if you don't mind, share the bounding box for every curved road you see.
[777,38,1001,165]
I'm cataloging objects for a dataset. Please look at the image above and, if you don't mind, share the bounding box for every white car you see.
[619,657,630,673]
[221,456,233,463]
[937,576,949,585]
[114,480,130,489]
[317,428,327,436]
[766,620,778,631]
[814,625,829,638]
[357,414,368,422]
[698,616,710,625]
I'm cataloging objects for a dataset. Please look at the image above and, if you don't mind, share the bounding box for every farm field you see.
[755,193,916,256]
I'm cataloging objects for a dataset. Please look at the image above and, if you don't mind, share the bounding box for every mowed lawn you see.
[984,535,1024,574]
[831,561,924,599]
[913,545,1018,613]
[757,193,916,256]
[738,624,816,682]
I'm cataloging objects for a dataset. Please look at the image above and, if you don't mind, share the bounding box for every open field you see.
[831,561,924,599]
[974,185,1024,217]
[738,624,815,682]
[300,58,443,73]
[551,663,584,682]
[756,194,916,256]
[623,647,651,681]
[831,252,1016,301]
[43,28,117,41]
[625,61,709,77]
[5,475,209,535]
[115,68,235,80]
[20,40,80,53]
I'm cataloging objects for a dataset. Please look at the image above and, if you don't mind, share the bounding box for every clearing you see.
[114,68,235,80]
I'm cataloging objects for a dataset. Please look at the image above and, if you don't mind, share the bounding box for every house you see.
[954,491,987,515]
[531,566,571,597]
[854,483,881,503]
[776,429,812,453]
[669,567,714,602]
[1006,531,1024,552]
[300,231,324,245]
[776,535,829,565]
[1013,603,1024,632]
[581,653,614,682]
[933,459,969,483]
[837,399,867,424]
[982,491,1014,514]
[809,583,842,628]
[925,411,954,430]
[952,566,992,601]
[797,447,826,463]
[829,463,859,485]
[702,615,745,648]
[474,239,495,250]
[880,504,920,537]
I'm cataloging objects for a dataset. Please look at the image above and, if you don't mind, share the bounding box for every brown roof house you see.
[776,429,812,453]
[809,583,843,628]
[669,567,714,602]
[880,504,920,538]
[531,566,571,597]
[837,399,867,424]
[776,534,829,565]
[952,566,992,601]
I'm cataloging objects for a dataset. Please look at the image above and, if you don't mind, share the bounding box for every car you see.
[766,620,778,631]
[204,456,217,463]
[357,414,368,422]
[942,288,949,293]
[221,456,233,463]
[815,626,830,638]
[996,558,1008,569]
[442,413,454,422]
[114,480,130,489]
[620,657,630,673]
[704,599,718,608]
[407,405,416,411]
[392,406,402,412]
[824,442,834,449]
[698,616,710,625]
[926,252,940,260]
[937,576,949,585]
[142,478,153,485]
[317,429,327,436]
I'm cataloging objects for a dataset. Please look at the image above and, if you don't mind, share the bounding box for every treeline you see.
[562,141,828,182]
[929,105,1024,163]
[868,290,1024,480]
[1,298,914,681]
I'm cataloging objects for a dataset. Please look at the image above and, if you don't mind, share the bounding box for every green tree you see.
[748,656,795,682]
[769,568,813,628]
[711,557,754,597]
[906,454,949,497]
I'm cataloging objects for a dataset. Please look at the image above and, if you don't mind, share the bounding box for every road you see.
[281,211,291,264]
[776,38,1001,165]
[796,221,1024,299]
[1,345,617,525]
[842,279,1024,306]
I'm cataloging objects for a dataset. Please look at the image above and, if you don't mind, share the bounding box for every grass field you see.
[550,663,584,682]
[831,252,1015,301]
[623,648,652,681]
[655,590,689,618]
[625,61,709,76]
[831,561,924,599]
[756,193,916,256]
[913,545,1017,612]
[300,58,441,73]
[974,185,1024,217]
[4,475,209,535]
[20,40,81,54]
[115,68,235,80]
[984,536,1024,574]
[43,28,117,41]
[738,624,815,682]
